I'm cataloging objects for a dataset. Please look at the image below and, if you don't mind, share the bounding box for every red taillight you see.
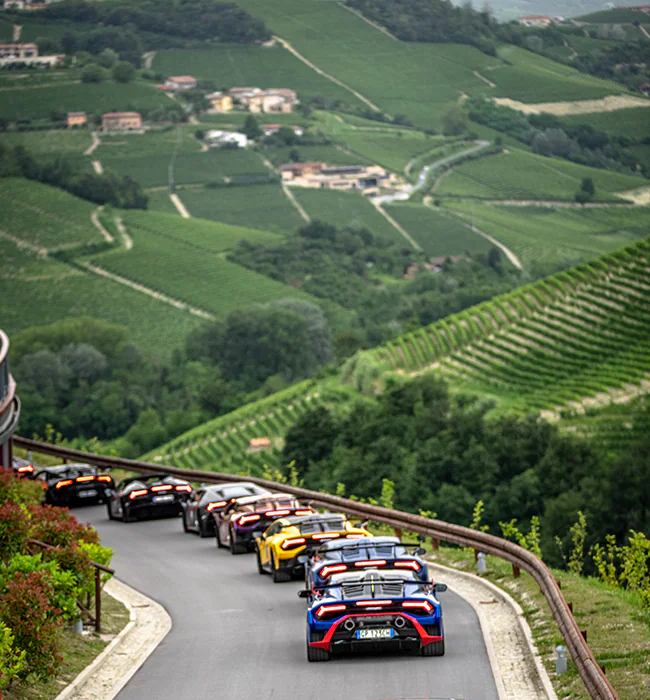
[151,484,173,492]
[354,559,387,568]
[264,509,291,517]
[17,465,33,473]
[355,600,392,607]
[175,484,192,493]
[315,604,346,618]
[312,533,340,540]
[395,560,421,571]
[97,475,113,483]
[129,489,148,500]
[294,509,313,516]
[239,514,261,525]
[345,534,366,539]
[207,500,227,512]
[403,601,433,613]
[281,537,306,550]
[320,564,347,578]
[55,479,73,489]
[76,475,95,482]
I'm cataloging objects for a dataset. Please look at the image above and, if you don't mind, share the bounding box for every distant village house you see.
[66,112,87,128]
[165,75,197,92]
[207,91,233,112]
[229,87,298,114]
[2,0,51,9]
[205,130,248,148]
[518,15,552,26]
[248,437,271,453]
[280,162,396,194]
[0,42,62,66]
[102,112,142,131]
[263,124,304,137]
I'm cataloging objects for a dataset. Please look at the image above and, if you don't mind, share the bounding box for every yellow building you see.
[207,92,233,112]
[66,112,87,128]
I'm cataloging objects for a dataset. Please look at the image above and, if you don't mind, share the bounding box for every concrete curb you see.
[55,578,172,700]
[428,559,557,700]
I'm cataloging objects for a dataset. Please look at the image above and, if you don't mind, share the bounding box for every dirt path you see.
[493,94,650,116]
[273,35,383,113]
[80,262,216,320]
[615,186,650,205]
[170,192,191,218]
[0,229,47,257]
[281,184,311,223]
[142,51,156,70]
[116,216,133,250]
[12,24,21,41]
[640,25,650,40]
[91,206,114,244]
[338,3,398,40]
[473,70,495,88]
[84,132,101,156]
[92,160,103,175]
[372,202,422,250]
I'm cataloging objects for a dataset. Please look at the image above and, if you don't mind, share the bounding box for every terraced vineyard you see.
[143,381,352,474]
[372,237,650,413]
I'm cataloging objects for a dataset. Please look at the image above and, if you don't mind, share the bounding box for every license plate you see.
[153,495,175,503]
[356,628,394,640]
[78,489,97,498]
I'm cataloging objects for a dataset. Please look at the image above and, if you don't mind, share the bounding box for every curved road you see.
[80,506,499,700]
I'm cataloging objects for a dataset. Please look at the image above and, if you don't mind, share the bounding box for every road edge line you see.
[54,577,172,700]
[428,559,557,700]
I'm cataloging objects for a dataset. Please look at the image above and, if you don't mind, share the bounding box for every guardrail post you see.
[512,564,520,578]
[568,601,573,613]
[581,629,588,643]
[477,552,487,574]
[394,527,402,539]
[431,537,439,551]
[556,645,567,674]
[95,568,101,633]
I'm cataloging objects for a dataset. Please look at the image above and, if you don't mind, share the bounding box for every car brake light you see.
[207,500,228,512]
[264,509,291,517]
[316,604,346,618]
[294,509,313,516]
[281,537,306,550]
[312,533,340,540]
[355,600,392,607]
[320,564,347,577]
[354,559,387,568]
[151,484,173,492]
[55,479,73,489]
[403,601,433,613]
[345,534,366,539]
[395,561,421,570]
[97,476,113,483]
[175,484,192,493]
[76,475,95,482]
[17,465,33,473]
[239,514,261,525]
[129,489,148,500]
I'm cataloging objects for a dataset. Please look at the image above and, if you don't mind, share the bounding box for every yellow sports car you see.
[255,512,370,583]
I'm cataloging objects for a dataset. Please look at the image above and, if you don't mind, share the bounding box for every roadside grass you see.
[0,81,170,122]
[561,108,650,141]
[429,546,650,700]
[436,149,646,201]
[0,178,99,249]
[384,203,493,257]
[263,144,370,167]
[0,239,201,358]
[291,188,406,244]
[442,200,650,267]
[145,189,180,216]
[152,45,360,106]
[4,591,130,700]
[177,183,303,234]
[92,222,313,316]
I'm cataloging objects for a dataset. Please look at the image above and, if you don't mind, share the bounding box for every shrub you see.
[0,470,42,507]
[28,505,99,548]
[0,503,30,562]
[0,624,25,692]
[0,571,63,681]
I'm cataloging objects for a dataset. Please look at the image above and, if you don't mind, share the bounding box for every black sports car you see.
[107,474,194,522]
[36,464,115,507]
[181,482,272,537]
[12,456,35,478]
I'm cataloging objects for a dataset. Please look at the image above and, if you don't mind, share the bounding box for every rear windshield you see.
[325,542,408,562]
[219,486,259,499]
[299,518,345,534]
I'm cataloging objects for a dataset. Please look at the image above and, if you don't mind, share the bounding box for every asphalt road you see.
[80,505,499,700]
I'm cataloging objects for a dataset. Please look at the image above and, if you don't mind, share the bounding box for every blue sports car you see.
[300,568,446,662]
[306,536,429,594]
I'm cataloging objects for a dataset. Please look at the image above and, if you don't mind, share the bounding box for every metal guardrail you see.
[14,436,618,700]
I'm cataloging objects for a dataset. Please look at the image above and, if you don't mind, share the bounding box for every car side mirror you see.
[297,590,310,599]
[434,583,447,593]
[414,547,426,556]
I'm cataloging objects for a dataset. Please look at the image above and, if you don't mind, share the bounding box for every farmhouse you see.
[263,124,304,137]
[624,5,650,13]
[248,437,271,453]
[279,162,324,179]
[66,112,87,128]
[207,91,233,112]
[205,130,248,148]
[0,43,38,58]
[102,112,142,131]
[2,0,51,9]
[518,15,552,26]
[281,162,396,193]
[229,87,298,113]
[165,76,197,92]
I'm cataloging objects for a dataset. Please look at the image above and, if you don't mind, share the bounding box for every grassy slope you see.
[263,145,371,167]
[338,131,444,173]
[561,109,650,141]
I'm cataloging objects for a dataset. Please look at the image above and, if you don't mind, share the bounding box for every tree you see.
[112,61,135,83]
[442,105,468,136]
[242,115,262,140]
[81,63,107,84]
[581,177,595,197]
[36,37,60,55]
[97,48,118,69]
[282,406,338,477]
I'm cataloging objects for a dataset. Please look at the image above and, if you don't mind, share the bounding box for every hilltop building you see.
[518,15,552,26]
[280,162,396,194]
[102,112,142,131]
[207,92,233,112]
[229,87,298,114]
[205,130,248,148]
[165,76,197,92]
[66,112,87,128]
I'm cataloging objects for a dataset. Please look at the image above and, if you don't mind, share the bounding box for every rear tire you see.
[256,548,269,575]
[182,511,190,533]
[306,626,330,662]
[107,501,115,521]
[198,520,210,538]
[422,639,445,657]
[216,528,226,549]
[122,504,134,523]
[272,554,291,583]
[230,530,246,555]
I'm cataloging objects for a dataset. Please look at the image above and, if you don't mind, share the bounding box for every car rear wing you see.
[298,579,447,598]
